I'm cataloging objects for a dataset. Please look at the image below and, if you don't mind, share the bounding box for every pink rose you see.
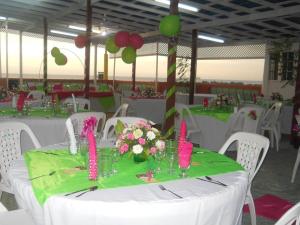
[120,134,126,140]
[150,147,157,155]
[127,133,135,140]
[119,144,129,154]
[138,138,146,145]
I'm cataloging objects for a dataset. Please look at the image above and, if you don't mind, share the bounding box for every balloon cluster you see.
[105,31,144,64]
[159,15,181,37]
[51,47,67,66]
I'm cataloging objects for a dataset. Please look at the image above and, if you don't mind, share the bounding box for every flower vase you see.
[133,151,148,163]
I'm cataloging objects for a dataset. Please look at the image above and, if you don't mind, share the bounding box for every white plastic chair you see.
[101,117,151,140]
[175,103,203,146]
[291,147,300,183]
[226,106,266,138]
[63,96,91,111]
[66,112,106,138]
[0,202,34,225]
[275,202,300,225]
[0,122,41,198]
[26,90,45,100]
[261,102,282,151]
[219,132,270,225]
[112,103,129,117]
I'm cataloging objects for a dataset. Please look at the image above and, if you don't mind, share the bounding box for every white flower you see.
[155,140,165,151]
[151,127,159,133]
[133,129,143,139]
[115,140,122,148]
[146,131,156,140]
[132,144,143,154]
[122,128,131,134]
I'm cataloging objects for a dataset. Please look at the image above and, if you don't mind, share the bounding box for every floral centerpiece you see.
[115,120,165,163]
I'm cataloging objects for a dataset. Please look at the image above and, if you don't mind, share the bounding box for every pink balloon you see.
[129,33,144,49]
[115,31,130,48]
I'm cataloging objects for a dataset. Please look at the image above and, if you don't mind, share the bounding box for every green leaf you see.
[115,119,125,136]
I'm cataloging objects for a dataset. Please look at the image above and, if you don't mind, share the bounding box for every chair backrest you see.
[275,202,300,225]
[0,122,41,187]
[67,112,106,137]
[26,91,45,100]
[261,102,283,128]
[219,132,270,182]
[227,106,266,135]
[112,103,129,117]
[101,117,149,140]
[63,97,90,111]
[175,103,200,130]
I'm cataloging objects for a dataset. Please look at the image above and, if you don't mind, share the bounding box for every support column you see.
[43,18,48,93]
[165,0,179,139]
[155,42,159,92]
[104,49,108,80]
[93,44,97,86]
[19,31,23,87]
[5,20,8,89]
[84,0,92,98]
[189,29,197,104]
[0,23,2,79]
[132,60,136,91]
[113,54,116,89]
[291,49,300,147]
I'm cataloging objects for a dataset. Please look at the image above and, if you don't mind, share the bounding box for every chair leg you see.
[273,128,280,152]
[291,149,300,183]
[247,192,257,225]
[269,130,274,149]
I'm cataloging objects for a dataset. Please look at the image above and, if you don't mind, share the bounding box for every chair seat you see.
[0,209,34,225]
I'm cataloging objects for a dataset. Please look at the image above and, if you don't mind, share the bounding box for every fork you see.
[205,176,227,187]
[30,171,56,180]
[158,184,182,199]
[75,186,98,197]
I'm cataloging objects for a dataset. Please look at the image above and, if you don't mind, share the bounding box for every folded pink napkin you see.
[87,131,98,180]
[178,141,193,169]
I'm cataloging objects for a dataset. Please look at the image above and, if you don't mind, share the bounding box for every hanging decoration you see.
[115,31,130,48]
[159,15,181,37]
[51,47,68,66]
[121,47,136,64]
[74,35,88,48]
[129,33,144,49]
[105,37,120,54]
[104,31,144,64]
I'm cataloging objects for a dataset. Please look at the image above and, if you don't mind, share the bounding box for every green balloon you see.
[105,37,120,54]
[55,53,67,66]
[159,15,181,37]
[121,47,136,64]
[51,47,60,57]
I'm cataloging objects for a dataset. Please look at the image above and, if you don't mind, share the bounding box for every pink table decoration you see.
[177,120,187,155]
[178,141,193,169]
[17,93,26,112]
[203,98,209,107]
[87,131,98,180]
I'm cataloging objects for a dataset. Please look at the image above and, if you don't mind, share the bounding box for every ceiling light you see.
[101,31,107,36]
[69,25,102,34]
[198,34,224,43]
[155,0,199,12]
[0,16,7,20]
[50,30,78,37]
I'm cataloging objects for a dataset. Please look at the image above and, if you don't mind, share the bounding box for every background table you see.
[176,93,217,105]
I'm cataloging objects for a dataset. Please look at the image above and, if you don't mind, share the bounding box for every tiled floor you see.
[1,137,299,224]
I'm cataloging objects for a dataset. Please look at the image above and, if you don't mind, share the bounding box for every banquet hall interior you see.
[0,0,300,225]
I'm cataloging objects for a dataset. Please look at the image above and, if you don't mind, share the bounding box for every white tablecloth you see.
[8,145,248,225]
[124,98,166,124]
[0,117,66,151]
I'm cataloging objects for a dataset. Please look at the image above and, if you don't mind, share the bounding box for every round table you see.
[8,144,248,225]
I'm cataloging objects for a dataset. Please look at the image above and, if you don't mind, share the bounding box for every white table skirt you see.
[0,117,67,151]
[8,147,248,225]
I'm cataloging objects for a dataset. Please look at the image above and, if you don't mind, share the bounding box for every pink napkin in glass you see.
[203,98,209,107]
[87,131,98,180]
[177,120,187,155]
[178,141,193,169]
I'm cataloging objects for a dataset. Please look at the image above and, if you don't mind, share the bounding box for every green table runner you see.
[188,106,234,122]
[25,148,243,205]
[0,107,88,118]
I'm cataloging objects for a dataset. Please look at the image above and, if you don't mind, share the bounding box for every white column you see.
[5,20,8,89]
[93,44,97,86]
[19,30,23,86]
[0,23,2,78]
[155,42,159,91]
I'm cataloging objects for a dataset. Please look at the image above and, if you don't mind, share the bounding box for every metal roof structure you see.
[0,0,300,46]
